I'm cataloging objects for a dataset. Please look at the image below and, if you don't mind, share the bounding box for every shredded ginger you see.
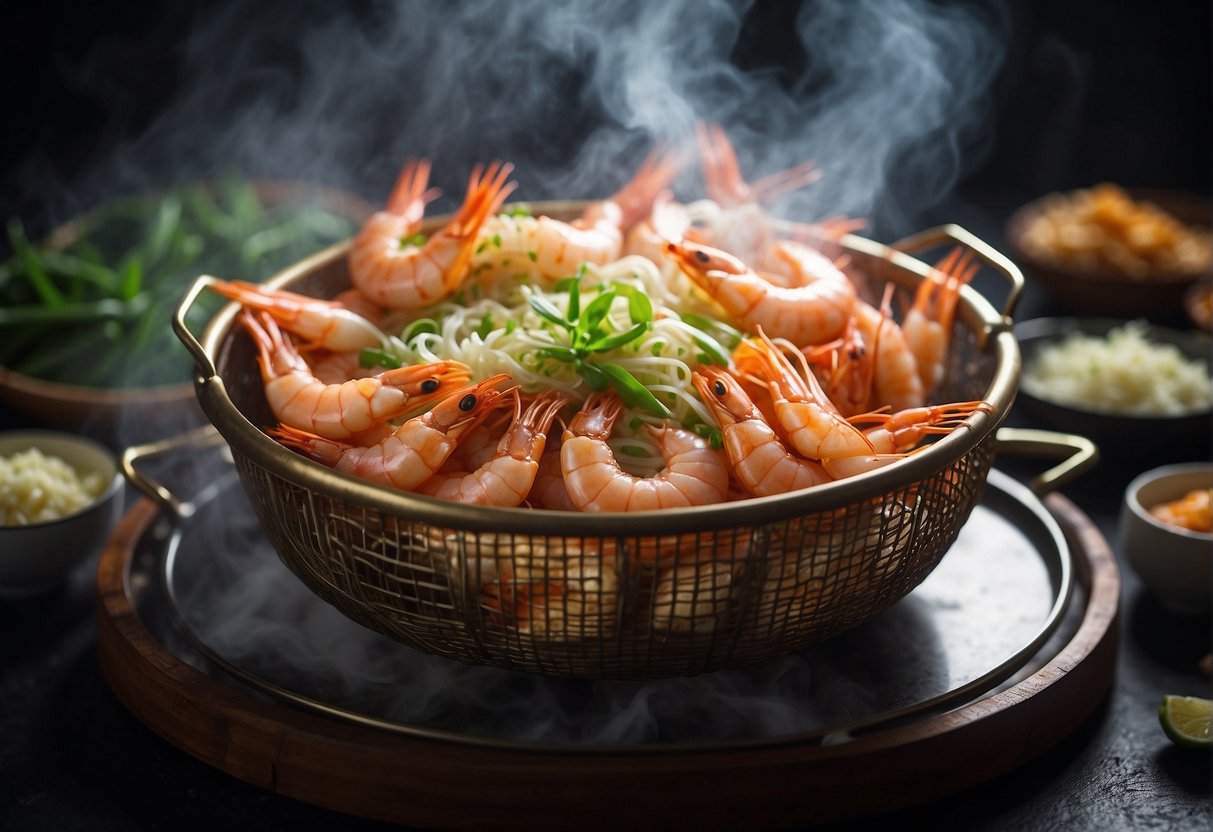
[0,447,104,525]
[1022,321,1212,416]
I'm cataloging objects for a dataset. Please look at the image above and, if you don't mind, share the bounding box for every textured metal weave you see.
[192,213,1017,679]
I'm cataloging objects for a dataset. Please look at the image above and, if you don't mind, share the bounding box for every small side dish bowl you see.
[1014,317,1212,464]
[1120,463,1213,615]
[0,179,371,443]
[1185,279,1212,332]
[0,430,124,598]
[1006,186,1211,323]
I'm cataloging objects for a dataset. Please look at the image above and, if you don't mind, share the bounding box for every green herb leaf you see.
[576,360,609,390]
[475,313,495,339]
[599,362,671,418]
[359,347,402,369]
[7,218,63,308]
[402,318,439,342]
[585,322,650,353]
[528,293,573,331]
[118,255,143,301]
[580,290,617,335]
[537,345,579,363]
[681,313,743,347]
[567,275,581,323]
[628,290,653,324]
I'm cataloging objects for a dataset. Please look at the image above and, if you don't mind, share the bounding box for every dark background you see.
[0,0,1208,243]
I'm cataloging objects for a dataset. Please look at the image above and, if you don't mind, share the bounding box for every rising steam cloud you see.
[35,0,1009,238]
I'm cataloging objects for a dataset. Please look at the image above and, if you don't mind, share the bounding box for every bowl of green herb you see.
[0,175,371,441]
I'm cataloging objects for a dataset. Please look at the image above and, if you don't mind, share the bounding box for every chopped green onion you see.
[575,361,609,391]
[7,218,63,307]
[585,322,650,353]
[528,293,572,331]
[599,362,671,418]
[402,318,439,342]
[359,348,402,369]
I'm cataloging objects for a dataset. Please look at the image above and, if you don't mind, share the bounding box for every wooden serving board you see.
[95,494,1119,830]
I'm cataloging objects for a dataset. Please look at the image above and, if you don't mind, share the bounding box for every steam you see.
[21,0,1010,237]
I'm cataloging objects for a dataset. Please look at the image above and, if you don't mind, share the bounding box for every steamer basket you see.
[168,207,1023,679]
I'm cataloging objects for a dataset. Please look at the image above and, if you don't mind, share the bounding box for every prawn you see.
[207,278,387,352]
[239,309,470,443]
[268,374,514,491]
[692,366,832,497]
[693,122,819,261]
[349,160,516,310]
[560,391,730,512]
[825,400,994,480]
[476,148,679,281]
[663,236,855,345]
[804,284,925,415]
[903,247,979,393]
[528,444,577,511]
[733,332,883,480]
[419,390,567,506]
[622,190,691,272]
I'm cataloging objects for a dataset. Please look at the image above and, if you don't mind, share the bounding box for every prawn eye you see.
[712,380,727,397]
[420,378,440,393]
[458,393,478,412]
[694,249,711,264]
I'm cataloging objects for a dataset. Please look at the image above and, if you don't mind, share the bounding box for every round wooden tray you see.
[95,492,1119,830]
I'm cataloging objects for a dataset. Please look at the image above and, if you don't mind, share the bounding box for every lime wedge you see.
[1159,695,1213,749]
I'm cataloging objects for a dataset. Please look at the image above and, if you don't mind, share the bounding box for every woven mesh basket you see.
[176,208,1021,679]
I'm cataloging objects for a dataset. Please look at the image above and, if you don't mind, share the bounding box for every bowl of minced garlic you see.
[0,431,123,597]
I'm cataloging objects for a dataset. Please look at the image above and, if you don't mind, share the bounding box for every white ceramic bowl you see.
[1119,462,1213,615]
[0,431,124,598]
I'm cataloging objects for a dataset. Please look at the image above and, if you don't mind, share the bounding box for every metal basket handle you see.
[121,424,232,519]
[994,427,1100,496]
[173,274,224,382]
[891,223,1025,331]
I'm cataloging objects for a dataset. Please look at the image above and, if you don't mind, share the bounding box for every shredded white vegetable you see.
[1022,321,1212,416]
[382,253,730,475]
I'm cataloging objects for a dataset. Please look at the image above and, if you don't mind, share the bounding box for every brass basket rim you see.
[189,202,1020,537]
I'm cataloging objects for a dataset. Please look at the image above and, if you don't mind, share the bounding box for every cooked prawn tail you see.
[523,390,570,435]
[440,161,517,290]
[699,121,819,207]
[384,157,440,221]
[748,158,822,204]
[239,308,307,379]
[267,424,349,467]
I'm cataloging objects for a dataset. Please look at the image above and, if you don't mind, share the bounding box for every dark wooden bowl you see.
[1006,188,1211,325]
[0,181,372,446]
